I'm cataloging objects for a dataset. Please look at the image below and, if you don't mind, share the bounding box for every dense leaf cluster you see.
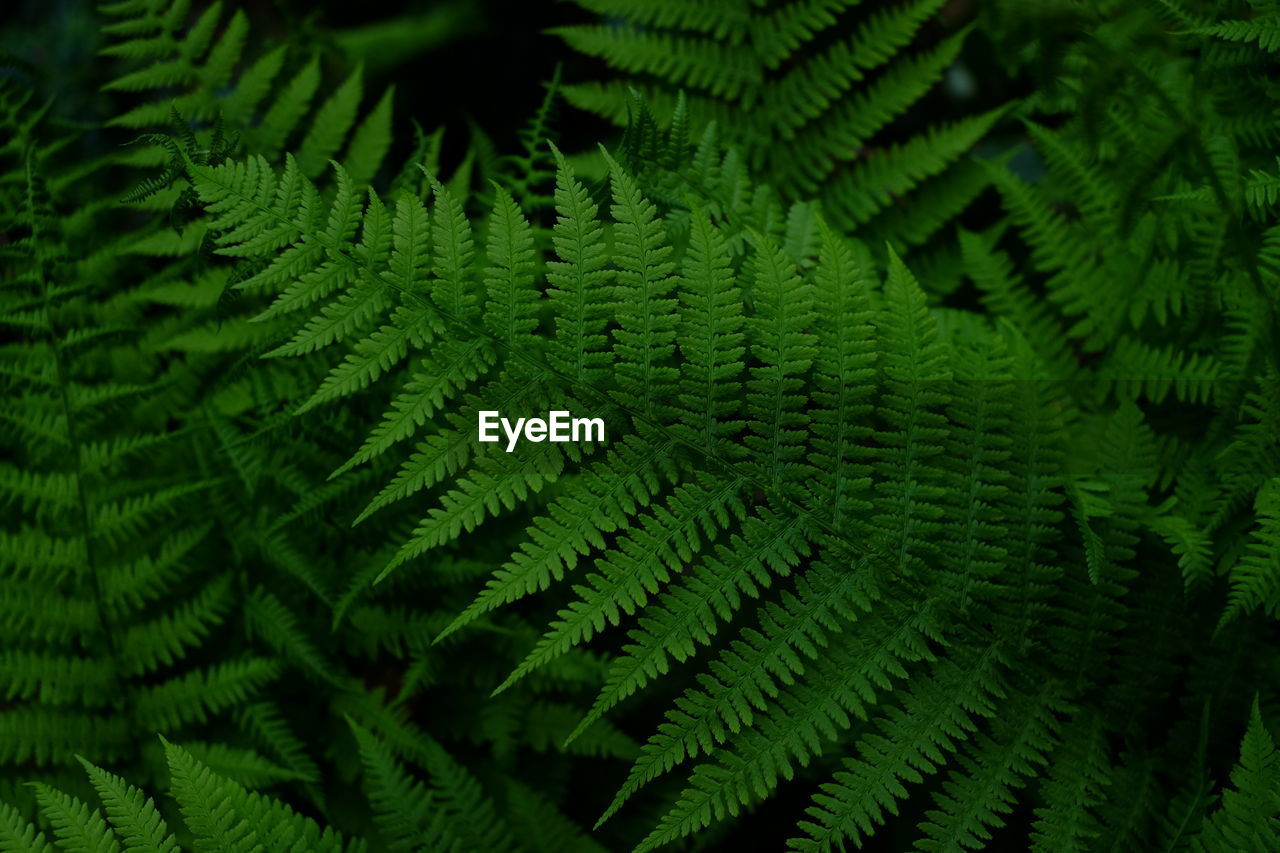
[3,0,1280,850]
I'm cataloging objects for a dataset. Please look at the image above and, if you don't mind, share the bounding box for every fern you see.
[172,121,1077,848]
[1191,699,1280,852]
[7,0,1280,849]
[0,86,271,803]
[556,0,1004,290]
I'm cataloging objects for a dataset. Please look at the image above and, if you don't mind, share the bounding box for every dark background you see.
[3,0,616,166]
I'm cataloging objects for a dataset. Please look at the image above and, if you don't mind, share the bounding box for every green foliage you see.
[0,726,618,853]
[555,0,1005,290]
[5,0,1280,850]
[0,73,258,804]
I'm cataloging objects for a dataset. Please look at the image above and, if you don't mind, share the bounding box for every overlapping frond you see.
[557,0,1002,288]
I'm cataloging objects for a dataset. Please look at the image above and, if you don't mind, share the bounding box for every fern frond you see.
[788,644,1007,851]
[1192,15,1280,53]
[673,204,745,454]
[494,473,749,695]
[912,682,1064,851]
[350,721,462,853]
[436,432,678,642]
[602,149,679,416]
[1222,477,1280,625]
[77,758,179,853]
[1191,700,1280,853]
[560,0,993,270]
[742,231,815,497]
[566,506,813,742]
[164,738,354,853]
[598,557,901,825]
[29,782,120,853]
